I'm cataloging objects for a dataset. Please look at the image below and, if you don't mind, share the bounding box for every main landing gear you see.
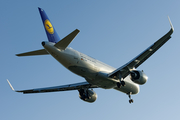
[116,73,126,88]
[127,92,133,104]
[116,81,125,88]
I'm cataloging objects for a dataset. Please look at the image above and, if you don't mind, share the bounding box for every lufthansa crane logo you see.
[44,19,54,34]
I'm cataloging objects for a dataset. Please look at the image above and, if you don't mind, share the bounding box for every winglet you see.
[7,79,15,91]
[168,16,174,31]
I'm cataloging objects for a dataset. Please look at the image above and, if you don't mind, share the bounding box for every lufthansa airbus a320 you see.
[7,8,174,103]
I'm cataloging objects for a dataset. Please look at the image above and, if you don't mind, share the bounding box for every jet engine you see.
[78,89,97,103]
[130,70,148,85]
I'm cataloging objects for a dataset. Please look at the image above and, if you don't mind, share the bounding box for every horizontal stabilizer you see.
[55,29,80,50]
[16,49,49,56]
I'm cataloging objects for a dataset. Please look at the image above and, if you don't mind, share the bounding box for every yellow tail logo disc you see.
[44,19,54,34]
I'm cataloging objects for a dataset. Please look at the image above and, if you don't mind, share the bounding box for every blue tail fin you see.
[38,7,60,43]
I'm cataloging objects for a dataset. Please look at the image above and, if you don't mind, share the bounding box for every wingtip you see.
[7,79,15,91]
[168,16,174,31]
[75,29,80,33]
[15,54,20,57]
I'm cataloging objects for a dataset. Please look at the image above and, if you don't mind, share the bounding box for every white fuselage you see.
[43,41,139,95]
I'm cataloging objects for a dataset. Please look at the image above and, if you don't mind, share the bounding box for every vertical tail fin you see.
[38,7,60,43]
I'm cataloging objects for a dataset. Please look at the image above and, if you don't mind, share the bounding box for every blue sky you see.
[1,0,180,120]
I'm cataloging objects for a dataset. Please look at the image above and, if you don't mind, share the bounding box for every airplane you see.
[7,7,174,103]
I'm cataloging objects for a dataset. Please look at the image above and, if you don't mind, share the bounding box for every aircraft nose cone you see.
[42,41,46,46]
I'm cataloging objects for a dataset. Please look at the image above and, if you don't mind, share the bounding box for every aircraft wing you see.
[108,17,174,79]
[7,79,98,94]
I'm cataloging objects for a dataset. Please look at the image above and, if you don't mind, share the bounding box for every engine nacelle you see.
[130,70,148,85]
[78,89,97,103]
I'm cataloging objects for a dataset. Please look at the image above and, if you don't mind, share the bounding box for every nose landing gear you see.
[127,92,133,104]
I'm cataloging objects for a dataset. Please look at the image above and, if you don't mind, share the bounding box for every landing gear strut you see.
[116,73,126,88]
[116,81,125,88]
[127,92,133,104]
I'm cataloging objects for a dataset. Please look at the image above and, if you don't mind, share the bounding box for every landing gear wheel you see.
[117,82,121,88]
[121,81,126,86]
[129,99,134,103]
